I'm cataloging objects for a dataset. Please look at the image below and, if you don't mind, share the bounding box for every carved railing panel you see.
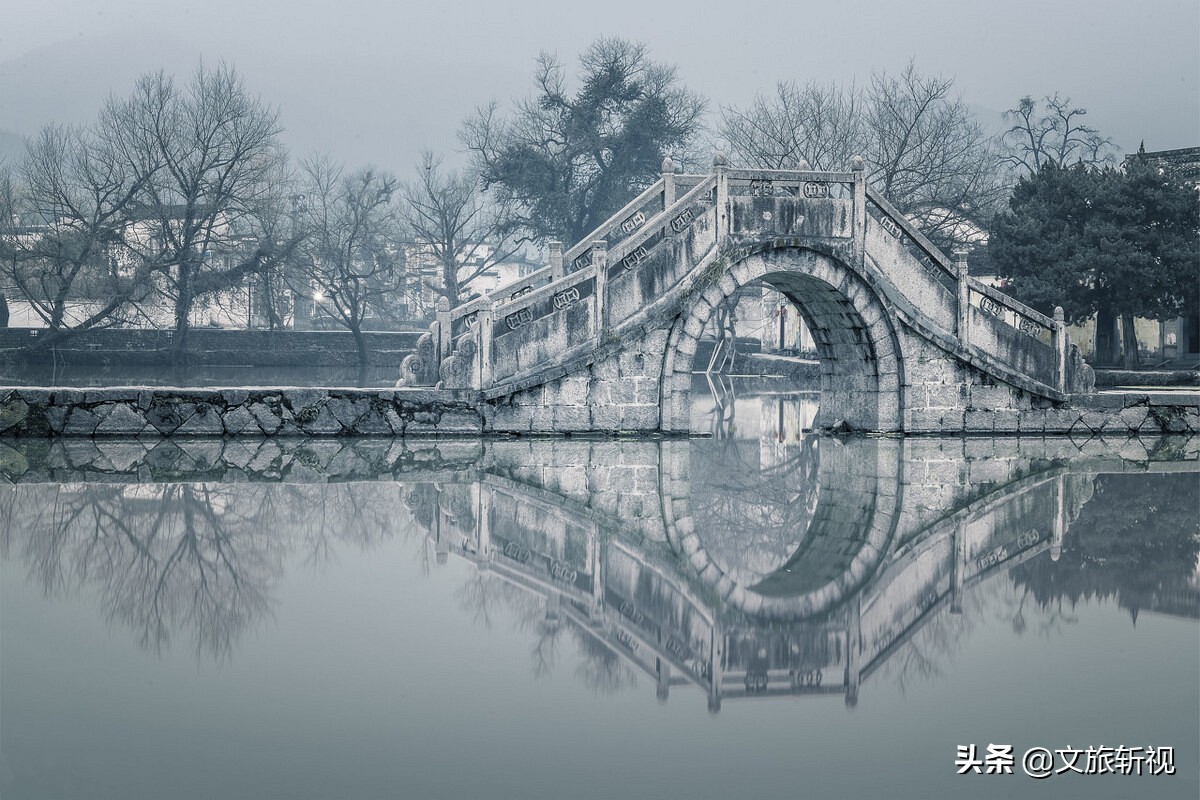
[864,190,958,294]
[967,278,1055,344]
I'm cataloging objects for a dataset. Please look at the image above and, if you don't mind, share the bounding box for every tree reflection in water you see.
[1,479,413,660]
[1010,473,1200,622]
[3,483,285,659]
[689,435,820,586]
[2,434,1196,708]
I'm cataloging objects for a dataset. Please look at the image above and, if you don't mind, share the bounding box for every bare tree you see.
[0,161,17,327]
[0,125,152,337]
[719,79,863,170]
[863,64,1006,249]
[292,155,405,366]
[720,63,1005,251]
[1000,93,1115,176]
[101,64,294,355]
[400,151,521,307]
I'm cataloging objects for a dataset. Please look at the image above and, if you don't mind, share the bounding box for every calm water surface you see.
[1,397,1197,800]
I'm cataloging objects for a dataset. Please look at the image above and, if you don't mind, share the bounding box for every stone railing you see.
[727,167,858,199]
[446,175,672,344]
[404,163,701,388]
[402,155,1079,398]
[964,275,1068,392]
[726,164,865,244]
[477,173,721,389]
[864,187,959,293]
[864,186,1068,393]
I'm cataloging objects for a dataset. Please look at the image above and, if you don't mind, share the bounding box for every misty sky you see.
[1,0,1197,177]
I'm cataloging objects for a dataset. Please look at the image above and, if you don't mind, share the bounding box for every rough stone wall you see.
[1,382,1196,439]
[485,327,671,434]
[0,387,486,438]
[898,335,1037,433]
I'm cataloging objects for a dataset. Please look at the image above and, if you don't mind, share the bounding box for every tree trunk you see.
[351,323,369,368]
[0,292,8,328]
[1120,312,1141,370]
[262,272,283,330]
[1094,306,1118,365]
[174,263,193,362]
[50,287,68,331]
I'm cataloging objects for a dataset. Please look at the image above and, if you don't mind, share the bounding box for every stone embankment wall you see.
[0,387,482,437]
[0,328,422,367]
[0,385,1197,438]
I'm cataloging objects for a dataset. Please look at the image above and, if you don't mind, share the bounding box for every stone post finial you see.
[593,239,609,336]
[662,156,677,207]
[1053,306,1068,393]
[437,296,450,312]
[850,155,865,171]
[954,248,970,347]
[548,240,564,281]
[712,151,728,168]
[797,158,811,171]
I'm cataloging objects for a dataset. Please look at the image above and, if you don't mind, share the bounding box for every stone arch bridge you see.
[403,157,1094,433]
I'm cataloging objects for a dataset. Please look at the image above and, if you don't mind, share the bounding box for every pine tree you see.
[990,160,1199,367]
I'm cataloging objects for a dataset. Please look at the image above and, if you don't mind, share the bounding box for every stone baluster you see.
[478,299,495,390]
[436,296,451,364]
[548,240,564,281]
[1054,306,1067,393]
[845,593,862,708]
[592,240,608,338]
[850,155,866,268]
[662,156,676,209]
[713,152,729,240]
[1051,473,1066,562]
[951,521,966,615]
[954,249,970,349]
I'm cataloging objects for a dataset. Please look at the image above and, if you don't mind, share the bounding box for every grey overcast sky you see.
[1,0,1197,175]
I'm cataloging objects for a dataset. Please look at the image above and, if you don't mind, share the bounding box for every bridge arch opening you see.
[663,247,904,433]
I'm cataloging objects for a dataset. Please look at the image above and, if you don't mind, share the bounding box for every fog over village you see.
[2,0,1197,174]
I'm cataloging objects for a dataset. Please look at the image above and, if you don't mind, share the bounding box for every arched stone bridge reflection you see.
[2,434,1196,707]
[400,436,1154,711]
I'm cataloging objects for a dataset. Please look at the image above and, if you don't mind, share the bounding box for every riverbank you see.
[0,385,1197,437]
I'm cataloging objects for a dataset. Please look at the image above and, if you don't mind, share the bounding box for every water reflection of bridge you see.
[2,434,1196,707]
[401,435,1195,712]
